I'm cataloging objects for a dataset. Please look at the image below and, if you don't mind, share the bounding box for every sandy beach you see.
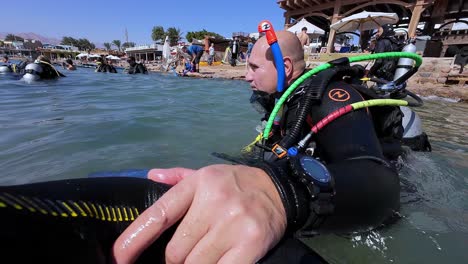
[172,63,468,102]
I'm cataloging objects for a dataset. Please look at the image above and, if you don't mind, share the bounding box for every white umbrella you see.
[88,54,101,58]
[106,55,121,60]
[76,53,88,58]
[287,18,325,35]
[331,11,399,33]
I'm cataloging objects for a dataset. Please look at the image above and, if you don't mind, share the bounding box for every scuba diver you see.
[22,55,65,82]
[365,25,431,152]
[95,57,117,73]
[106,28,431,263]
[230,37,240,66]
[0,55,29,74]
[62,59,77,71]
[124,56,148,74]
[0,55,13,73]
[0,27,432,264]
[367,24,403,81]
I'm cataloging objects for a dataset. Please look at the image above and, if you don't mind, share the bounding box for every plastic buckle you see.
[272,144,288,159]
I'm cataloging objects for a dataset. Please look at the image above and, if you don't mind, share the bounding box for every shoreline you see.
[151,63,468,103]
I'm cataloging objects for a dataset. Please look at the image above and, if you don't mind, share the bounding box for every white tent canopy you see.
[331,11,399,33]
[106,55,121,60]
[287,18,325,35]
[162,36,171,60]
[75,53,88,58]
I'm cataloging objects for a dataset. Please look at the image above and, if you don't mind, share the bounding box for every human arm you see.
[112,164,287,264]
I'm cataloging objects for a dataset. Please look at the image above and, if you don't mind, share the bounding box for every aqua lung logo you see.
[261,22,271,31]
[328,88,350,102]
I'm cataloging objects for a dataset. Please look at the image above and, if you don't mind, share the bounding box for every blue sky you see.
[2,0,285,45]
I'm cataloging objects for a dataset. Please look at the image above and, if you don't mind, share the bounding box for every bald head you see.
[246,30,307,94]
[254,31,306,77]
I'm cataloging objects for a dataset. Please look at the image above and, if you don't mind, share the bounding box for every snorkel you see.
[255,20,287,135]
[257,20,286,93]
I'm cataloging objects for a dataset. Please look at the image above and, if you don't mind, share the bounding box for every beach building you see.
[124,44,164,62]
[38,44,80,60]
[0,40,37,57]
[277,0,468,57]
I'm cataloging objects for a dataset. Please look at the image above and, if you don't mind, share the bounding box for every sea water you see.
[0,66,467,263]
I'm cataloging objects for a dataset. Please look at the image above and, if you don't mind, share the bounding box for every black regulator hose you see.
[279,66,363,149]
[406,89,424,107]
[0,177,327,264]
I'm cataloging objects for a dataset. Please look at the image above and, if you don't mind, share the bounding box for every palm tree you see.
[112,40,121,52]
[104,42,111,51]
[167,27,183,46]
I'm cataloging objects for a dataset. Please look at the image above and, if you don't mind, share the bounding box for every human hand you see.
[112,164,287,264]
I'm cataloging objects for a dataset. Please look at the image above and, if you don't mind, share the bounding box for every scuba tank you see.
[22,63,43,82]
[392,40,431,151]
[393,40,417,82]
[0,65,12,73]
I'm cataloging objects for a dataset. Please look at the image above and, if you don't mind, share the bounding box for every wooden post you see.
[284,15,291,30]
[326,0,341,53]
[408,0,425,38]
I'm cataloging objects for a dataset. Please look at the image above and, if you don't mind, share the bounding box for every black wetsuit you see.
[369,36,402,81]
[126,63,148,74]
[39,63,65,79]
[96,64,117,73]
[0,177,328,264]
[263,77,401,234]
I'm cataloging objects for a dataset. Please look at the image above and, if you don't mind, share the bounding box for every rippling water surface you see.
[1,67,467,263]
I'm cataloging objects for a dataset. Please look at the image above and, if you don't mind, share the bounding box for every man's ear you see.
[284,56,294,79]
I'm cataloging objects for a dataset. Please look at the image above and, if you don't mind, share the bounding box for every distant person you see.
[204,35,211,54]
[2,55,10,64]
[175,57,192,76]
[23,55,65,81]
[230,37,240,66]
[182,44,204,73]
[297,27,310,47]
[95,57,117,73]
[0,55,13,73]
[125,56,148,74]
[62,59,76,71]
[368,24,401,81]
[208,43,215,66]
[454,46,468,74]
[246,39,254,59]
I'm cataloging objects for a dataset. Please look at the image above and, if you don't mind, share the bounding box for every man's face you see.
[245,38,277,94]
[376,27,384,38]
[2,58,7,63]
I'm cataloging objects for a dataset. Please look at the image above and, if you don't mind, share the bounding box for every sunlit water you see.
[1,66,467,263]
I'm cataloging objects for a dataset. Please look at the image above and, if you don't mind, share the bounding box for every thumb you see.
[147,167,196,185]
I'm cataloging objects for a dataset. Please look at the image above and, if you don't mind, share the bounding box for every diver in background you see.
[62,59,77,71]
[23,55,65,82]
[0,55,13,73]
[95,57,117,73]
[124,56,148,74]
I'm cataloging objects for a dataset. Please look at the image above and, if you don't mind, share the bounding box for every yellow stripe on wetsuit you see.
[0,192,139,222]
